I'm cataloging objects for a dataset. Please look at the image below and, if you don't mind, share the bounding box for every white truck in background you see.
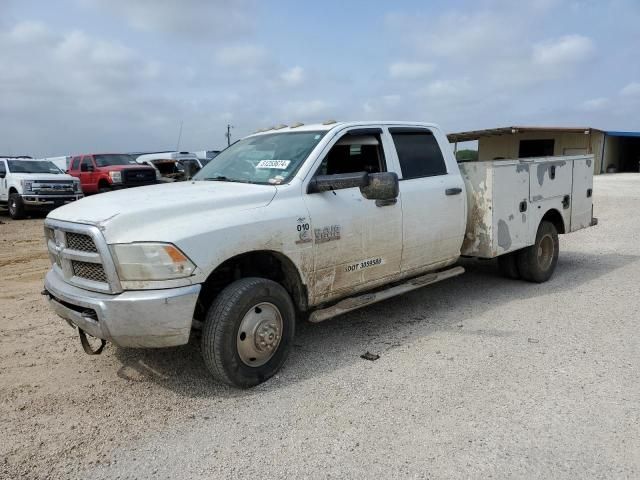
[136,151,211,181]
[0,157,82,219]
[42,121,596,388]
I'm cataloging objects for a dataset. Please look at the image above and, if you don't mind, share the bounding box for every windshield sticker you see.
[256,160,290,169]
[268,175,285,185]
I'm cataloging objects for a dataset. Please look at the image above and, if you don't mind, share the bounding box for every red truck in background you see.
[68,154,156,194]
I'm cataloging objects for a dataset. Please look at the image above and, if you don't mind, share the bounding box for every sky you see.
[1,0,639,157]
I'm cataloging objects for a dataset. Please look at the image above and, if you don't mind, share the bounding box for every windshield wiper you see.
[203,176,250,183]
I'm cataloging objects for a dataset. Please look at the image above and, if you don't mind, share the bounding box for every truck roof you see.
[249,121,440,136]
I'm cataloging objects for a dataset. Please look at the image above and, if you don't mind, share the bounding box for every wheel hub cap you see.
[237,302,283,367]
[537,234,554,271]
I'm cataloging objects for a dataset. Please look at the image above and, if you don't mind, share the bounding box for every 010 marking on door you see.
[295,217,312,244]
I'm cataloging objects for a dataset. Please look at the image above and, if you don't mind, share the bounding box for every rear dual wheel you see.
[498,221,559,283]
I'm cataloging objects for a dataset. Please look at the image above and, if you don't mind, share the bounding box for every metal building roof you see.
[605,131,640,137]
[447,126,602,143]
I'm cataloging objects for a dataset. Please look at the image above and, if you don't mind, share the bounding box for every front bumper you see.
[22,194,83,209]
[44,268,201,348]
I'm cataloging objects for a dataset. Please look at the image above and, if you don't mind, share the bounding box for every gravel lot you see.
[1,174,639,479]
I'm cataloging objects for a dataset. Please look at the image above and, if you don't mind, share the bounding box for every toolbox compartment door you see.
[570,157,594,231]
[528,157,572,201]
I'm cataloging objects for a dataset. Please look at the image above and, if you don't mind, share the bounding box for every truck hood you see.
[47,181,277,242]
[10,173,76,182]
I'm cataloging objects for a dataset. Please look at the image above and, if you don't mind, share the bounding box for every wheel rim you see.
[9,198,16,215]
[236,302,283,367]
[537,234,554,271]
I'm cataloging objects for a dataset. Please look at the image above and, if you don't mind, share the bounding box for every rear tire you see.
[497,252,520,279]
[201,277,295,388]
[517,221,559,283]
[8,193,26,219]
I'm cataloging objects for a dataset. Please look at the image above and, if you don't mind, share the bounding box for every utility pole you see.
[225,124,234,146]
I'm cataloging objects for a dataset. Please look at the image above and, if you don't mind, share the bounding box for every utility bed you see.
[459,155,595,258]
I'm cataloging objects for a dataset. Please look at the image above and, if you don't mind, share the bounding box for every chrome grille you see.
[66,232,97,252]
[72,261,107,283]
[45,219,120,293]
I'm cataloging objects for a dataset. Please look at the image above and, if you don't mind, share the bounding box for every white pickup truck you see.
[1,157,83,219]
[42,121,596,387]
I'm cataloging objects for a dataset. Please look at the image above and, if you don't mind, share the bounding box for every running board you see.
[308,266,465,323]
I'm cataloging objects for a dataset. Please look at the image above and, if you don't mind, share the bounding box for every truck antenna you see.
[176,120,184,151]
[225,124,234,146]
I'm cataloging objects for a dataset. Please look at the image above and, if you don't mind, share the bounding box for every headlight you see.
[21,180,33,192]
[109,171,122,183]
[111,243,196,281]
[73,180,81,192]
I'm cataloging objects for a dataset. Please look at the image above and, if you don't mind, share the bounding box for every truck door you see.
[80,156,96,193]
[0,160,7,202]
[303,127,403,302]
[388,127,466,272]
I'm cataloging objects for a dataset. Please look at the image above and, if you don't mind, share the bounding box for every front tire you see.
[201,277,295,388]
[8,193,26,219]
[517,221,559,283]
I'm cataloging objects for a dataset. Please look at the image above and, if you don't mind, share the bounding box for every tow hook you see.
[78,328,106,355]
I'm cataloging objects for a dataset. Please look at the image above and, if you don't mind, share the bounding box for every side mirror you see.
[360,172,399,201]
[307,172,368,193]
[0,172,5,179]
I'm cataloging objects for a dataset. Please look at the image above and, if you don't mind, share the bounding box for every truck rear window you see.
[389,129,447,179]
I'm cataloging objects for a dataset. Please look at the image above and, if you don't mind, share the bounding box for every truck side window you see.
[317,134,385,176]
[0,161,6,176]
[81,157,93,169]
[390,128,447,179]
[71,157,80,170]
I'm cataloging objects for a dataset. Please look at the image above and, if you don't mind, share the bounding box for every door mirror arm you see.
[307,172,369,193]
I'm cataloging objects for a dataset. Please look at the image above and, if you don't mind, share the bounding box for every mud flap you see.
[78,328,106,355]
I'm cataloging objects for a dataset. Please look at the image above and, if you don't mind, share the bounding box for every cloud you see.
[214,44,267,67]
[280,66,304,86]
[580,97,609,112]
[389,62,434,80]
[281,100,331,119]
[532,34,595,67]
[81,0,255,39]
[620,82,640,97]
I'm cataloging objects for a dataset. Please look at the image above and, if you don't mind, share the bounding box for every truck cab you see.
[0,157,82,219]
[67,153,156,194]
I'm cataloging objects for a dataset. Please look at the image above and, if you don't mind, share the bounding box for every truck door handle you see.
[445,187,462,196]
[375,198,397,207]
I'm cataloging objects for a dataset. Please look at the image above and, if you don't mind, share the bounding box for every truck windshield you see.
[7,160,62,174]
[194,131,326,184]
[94,154,137,167]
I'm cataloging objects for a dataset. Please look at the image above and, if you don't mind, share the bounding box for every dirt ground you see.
[1,174,639,479]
